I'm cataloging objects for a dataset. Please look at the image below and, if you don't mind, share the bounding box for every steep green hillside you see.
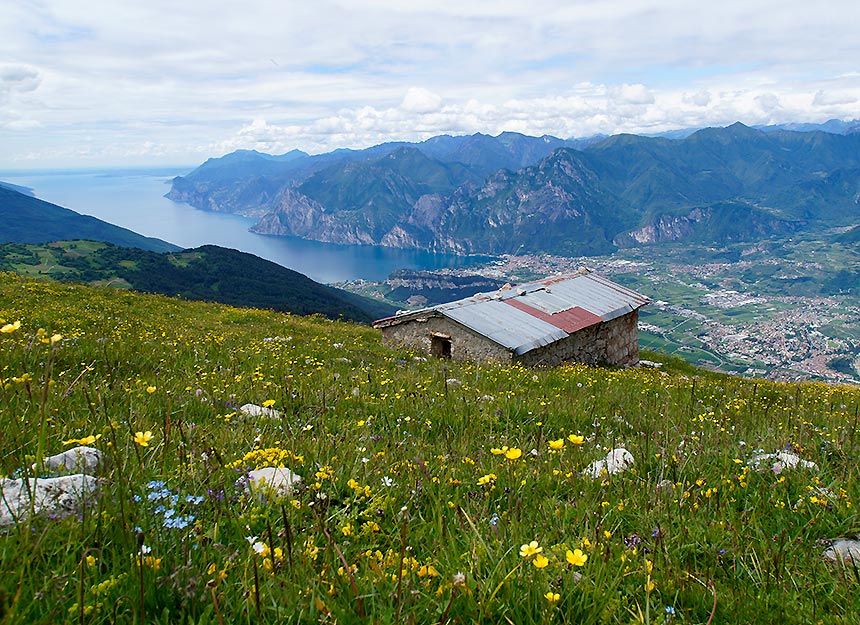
[0,185,180,252]
[0,241,395,323]
[1,274,859,624]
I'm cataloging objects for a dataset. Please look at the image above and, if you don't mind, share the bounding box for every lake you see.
[0,167,488,283]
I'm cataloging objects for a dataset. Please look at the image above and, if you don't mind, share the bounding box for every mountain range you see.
[167,121,860,256]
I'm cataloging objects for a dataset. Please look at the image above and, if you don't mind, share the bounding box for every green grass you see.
[2,272,860,624]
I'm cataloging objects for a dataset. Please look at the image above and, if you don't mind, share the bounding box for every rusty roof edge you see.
[585,272,651,306]
[372,308,440,328]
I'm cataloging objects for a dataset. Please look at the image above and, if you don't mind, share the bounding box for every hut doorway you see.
[430,333,452,359]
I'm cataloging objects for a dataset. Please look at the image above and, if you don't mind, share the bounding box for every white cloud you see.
[0,64,41,103]
[755,93,782,114]
[2,0,860,167]
[813,90,857,106]
[684,90,712,107]
[401,87,442,114]
[612,84,655,106]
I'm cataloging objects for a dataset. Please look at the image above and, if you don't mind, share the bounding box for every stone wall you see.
[379,310,640,368]
[515,310,640,368]
[379,314,512,363]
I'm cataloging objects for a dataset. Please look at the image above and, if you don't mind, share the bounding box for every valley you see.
[338,232,860,385]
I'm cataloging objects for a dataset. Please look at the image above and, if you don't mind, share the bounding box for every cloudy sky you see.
[2,0,859,169]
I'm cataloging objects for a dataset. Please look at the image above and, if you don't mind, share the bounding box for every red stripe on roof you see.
[504,299,603,333]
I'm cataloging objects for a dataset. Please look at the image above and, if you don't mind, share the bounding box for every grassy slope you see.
[1,273,859,624]
[0,186,180,253]
[0,241,396,323]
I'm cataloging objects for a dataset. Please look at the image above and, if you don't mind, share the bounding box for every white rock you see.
[247,467,301,498]
[240,403,282,420]
[262,336,292,343]
[824,539,860,563]
[748,451,818,472]
[44,446,103,474]
[656,479,675,495]
[1,474,99,528]
[584,448,635,478]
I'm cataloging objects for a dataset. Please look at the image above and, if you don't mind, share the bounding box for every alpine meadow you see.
[2,272,860,624]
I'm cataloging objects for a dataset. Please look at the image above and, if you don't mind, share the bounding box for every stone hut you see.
[373,269,649,367]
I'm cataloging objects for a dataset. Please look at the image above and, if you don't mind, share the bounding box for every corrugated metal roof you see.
[504,300,604,334]
[443,299,567,355]
[373,268,649,355]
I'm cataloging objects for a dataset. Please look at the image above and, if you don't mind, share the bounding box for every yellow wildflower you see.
[520,541,543,558]
[133,431,154,447]
[549,439,565,450]
[146,386,156,394]
[0,320,21,333]
[63,434,101,446]
[477,473,496,486]
[533,554,549,568]
[566,549,587,567]
[567,434,584,445]
[505,447,522,460]
[545,591,560,602]
[143,556,161,570]
[262,399,275,408]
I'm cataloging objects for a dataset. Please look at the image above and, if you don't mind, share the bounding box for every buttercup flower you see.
[63,434,101,446]
[505,448,523,460]
[134,431,154,447]
[477,473,496,486]
[549,439,565,450]
[566,549,587,567]
[567,434,585,445]
[533,554,549,568]
[520,541,543,558]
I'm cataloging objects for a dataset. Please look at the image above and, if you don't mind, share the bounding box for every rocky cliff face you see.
[614,203,804,247]
[166,176,280,218]
[614,213,700,245]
